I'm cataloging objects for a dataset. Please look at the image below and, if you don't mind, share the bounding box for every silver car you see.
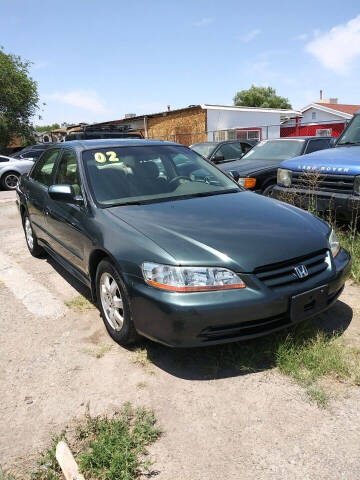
[0,154,34,190]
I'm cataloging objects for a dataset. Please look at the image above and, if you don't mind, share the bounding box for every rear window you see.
[190,143,217,158]
[242,140,305,161]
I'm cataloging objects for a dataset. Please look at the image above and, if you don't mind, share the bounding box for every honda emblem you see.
[294,264,308,279]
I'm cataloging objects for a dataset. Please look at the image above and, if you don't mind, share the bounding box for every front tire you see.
[96,260,139,345]
[2,171,20,190]
[263,183,275,197]
[23,214,45,257]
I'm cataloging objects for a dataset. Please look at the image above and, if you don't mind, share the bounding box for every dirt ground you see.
[1,193,360,480]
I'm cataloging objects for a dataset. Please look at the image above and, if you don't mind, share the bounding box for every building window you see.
[214,128,261,142]
[316,128,332,137]
[237,129,261,141]
[312,111,316,120]
[214,130,227,141]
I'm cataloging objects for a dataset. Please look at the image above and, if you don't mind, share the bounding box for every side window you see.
[240,142,253,154]
[306,139,331,154]
[54,150,81,195]
[214,143,243,161]
[0,156,9,163]
[26,150,43,159]
[31,149,59,186]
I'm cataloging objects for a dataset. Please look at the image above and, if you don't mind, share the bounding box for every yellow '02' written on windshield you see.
[94,151,120,163]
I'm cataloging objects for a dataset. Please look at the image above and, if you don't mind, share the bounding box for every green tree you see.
[35,123,61,133]
[233,85,292,109]
[0,48,40,150]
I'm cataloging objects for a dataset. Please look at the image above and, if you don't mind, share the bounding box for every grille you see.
[291,172,355,193]
[255,250,329,289]
[198,314,290,341]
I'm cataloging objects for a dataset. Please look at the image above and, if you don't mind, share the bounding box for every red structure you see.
[281,122,346,138]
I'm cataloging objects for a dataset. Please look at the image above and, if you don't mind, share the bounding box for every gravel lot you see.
[0,191,360,479]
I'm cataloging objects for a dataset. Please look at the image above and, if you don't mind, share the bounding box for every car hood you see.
[108,192,330,272]
[219,158,280,175]
[280,146,360,175]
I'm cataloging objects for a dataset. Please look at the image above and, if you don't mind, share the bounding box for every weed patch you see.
[83,344,113,359]
[30,404,160,480]
[131,347,154,373]
[65,295,94,312]
[337,229,360,283]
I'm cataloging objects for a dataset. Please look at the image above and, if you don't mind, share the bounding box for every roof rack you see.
[83,124,133,133]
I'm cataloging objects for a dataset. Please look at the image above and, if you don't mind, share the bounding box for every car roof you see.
[53,138,181,152]
[264,136,333,141]
[191,140,254,146]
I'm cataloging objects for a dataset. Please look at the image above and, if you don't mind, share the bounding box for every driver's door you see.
[45,148,89,273]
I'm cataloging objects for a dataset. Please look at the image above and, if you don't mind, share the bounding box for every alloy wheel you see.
[99,272,124,331]
[24,217,34,250]
[4,174,19,189]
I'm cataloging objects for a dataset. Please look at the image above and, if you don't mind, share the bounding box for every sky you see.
[1,0,360,126]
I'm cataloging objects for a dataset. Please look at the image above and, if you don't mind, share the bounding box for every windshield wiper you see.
[105,200,149,207]
[337,141,360,146]
[185,189,240,199]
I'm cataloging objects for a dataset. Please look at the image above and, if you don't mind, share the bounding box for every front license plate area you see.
[290,285,328,322]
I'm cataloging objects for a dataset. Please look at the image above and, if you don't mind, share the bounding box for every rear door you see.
[45,148,89,272]
[26,149,60,241]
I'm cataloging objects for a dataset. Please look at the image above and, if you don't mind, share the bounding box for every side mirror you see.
[213,154,225,163]
[48,184,83,205]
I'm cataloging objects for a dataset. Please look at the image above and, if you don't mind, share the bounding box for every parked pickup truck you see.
[273,113,360,221]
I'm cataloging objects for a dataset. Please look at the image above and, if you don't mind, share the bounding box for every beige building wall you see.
[147,107,207,145]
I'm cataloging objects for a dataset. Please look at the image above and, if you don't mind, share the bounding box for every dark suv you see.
[216,137,335,196]
[17,139,350,347]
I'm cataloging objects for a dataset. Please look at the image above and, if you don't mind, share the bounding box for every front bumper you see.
[126,248,351,347]
[272,186,360,221]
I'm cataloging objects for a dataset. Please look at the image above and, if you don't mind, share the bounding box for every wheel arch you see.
[88,248,123,301]
[1,169,20,183]
[261,175,277,192]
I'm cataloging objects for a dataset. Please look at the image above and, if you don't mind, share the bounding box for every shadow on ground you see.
[42,256,354,381]
[129,300,353,380]
[46,256,93,301]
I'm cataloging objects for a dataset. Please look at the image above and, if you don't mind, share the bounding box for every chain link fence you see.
[147,119,348,146]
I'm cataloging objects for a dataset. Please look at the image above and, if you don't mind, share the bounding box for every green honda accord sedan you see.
[17,139,351,347]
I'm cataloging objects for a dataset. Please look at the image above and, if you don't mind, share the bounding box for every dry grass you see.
[83,344,113,359]
[65,295,94,312]
[131,347,154,373]
[29,404,161,480]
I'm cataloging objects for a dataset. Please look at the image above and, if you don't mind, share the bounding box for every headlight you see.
[238,177,256,189]
[142,263,246,292]
[329,229,340,258]
[277,168,292,187]
[354,175,360,195]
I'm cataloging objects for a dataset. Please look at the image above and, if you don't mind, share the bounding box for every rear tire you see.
[23,214,45,257]
[96,260,140,345]
[1,171,20,190]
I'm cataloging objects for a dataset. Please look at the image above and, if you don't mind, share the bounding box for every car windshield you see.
[242,139,305,161]
[337,115,360,145]
[190,143,217,158]
[82,145,240,207]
